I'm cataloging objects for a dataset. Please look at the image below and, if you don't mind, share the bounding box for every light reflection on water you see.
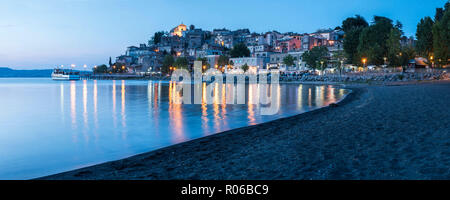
[0,78,349,179]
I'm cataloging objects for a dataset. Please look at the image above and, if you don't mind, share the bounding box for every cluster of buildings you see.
[115,23,345,73]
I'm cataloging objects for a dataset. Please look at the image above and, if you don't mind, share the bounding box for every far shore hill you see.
[0,67,53,77]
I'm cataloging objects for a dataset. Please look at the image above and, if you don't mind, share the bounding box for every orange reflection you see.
[213,83,220,131]
[325,85,336,105]
[221,84,229,129]
[247,84,256,125]
[201,82,209,133]
[169,81,185,142]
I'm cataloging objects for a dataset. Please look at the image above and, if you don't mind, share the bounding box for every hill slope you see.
[0,67,53,77]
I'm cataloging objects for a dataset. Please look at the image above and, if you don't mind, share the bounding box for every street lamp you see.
[362,58,367,71]
[430,56,434,68]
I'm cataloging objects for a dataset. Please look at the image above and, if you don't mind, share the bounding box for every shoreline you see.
[40,80,450,180]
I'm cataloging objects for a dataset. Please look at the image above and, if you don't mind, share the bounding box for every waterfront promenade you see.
[41,80,450,180]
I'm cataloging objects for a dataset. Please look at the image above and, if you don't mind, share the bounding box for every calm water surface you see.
[0,78,349,179]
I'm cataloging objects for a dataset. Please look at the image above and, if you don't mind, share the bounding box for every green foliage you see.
[415,17,434,57]
[196,57,210,67]
[432,9,450,66]
[161,55,174,74]
[241,63,249,72]
[386,28,402,67]
[93,64,108,74]
[218,55,230,67]
[436,8,444,22]
[343,27,365,64]
[174,57,189,70]
[151,31,165,45]
[399,47,416,68]
[331,50,347,74]
[196,57,209,72]
[283,55,295,66]
[342,15,368,64]
[342,15,368,32]
[357,16,395,66]
[301,46,329,71]
[108,57,112,67]
[230,43,250,58]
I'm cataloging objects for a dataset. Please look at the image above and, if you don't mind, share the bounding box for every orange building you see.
[170,23,187,37]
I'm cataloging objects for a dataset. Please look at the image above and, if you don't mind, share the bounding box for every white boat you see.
[51,69,80,81]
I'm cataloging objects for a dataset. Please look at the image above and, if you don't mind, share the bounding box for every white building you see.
[268,51,307,71]
[230,57,269,72]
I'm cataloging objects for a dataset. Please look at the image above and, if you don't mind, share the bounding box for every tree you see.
[399,47,416,71]
[343,27,365,64]
[342,15,368,64]
[342,15,368,32]
[386,28,402,67]
[436,8,444,22]
[173,57,189,70]
[161,55,174,74]
[196,57,209,67]
[109,57,113,67]
[301,46,329,72]
[241,63,249,72]
[357,16,396,66]
[331,50,347,75]
[432,8,450,66]
[415,17,434,57]
[217,55,230,68]
[93,64,108,74]
[230,43,250,58]
[283,55,295,67]
[151,31,165,45]
[196,57,210,72]
[395,20,404,35]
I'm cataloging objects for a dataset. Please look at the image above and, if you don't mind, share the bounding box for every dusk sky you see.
[0,0,447,69]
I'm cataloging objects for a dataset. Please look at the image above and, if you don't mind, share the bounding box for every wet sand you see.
[41,80,450,180]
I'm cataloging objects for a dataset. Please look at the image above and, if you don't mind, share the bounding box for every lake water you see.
[0,78,349,179]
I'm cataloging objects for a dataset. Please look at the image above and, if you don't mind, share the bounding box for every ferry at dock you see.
[51,69,80,81]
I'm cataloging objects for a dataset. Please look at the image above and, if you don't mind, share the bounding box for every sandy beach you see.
[41,80,450,180]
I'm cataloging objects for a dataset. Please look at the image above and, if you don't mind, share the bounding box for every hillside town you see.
[110,23,347,74]
[106,22,422,76]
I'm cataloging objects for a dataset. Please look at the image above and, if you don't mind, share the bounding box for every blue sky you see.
[0,0,447,69]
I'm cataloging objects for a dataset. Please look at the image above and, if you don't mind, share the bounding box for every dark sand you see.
[41,81,450,180]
